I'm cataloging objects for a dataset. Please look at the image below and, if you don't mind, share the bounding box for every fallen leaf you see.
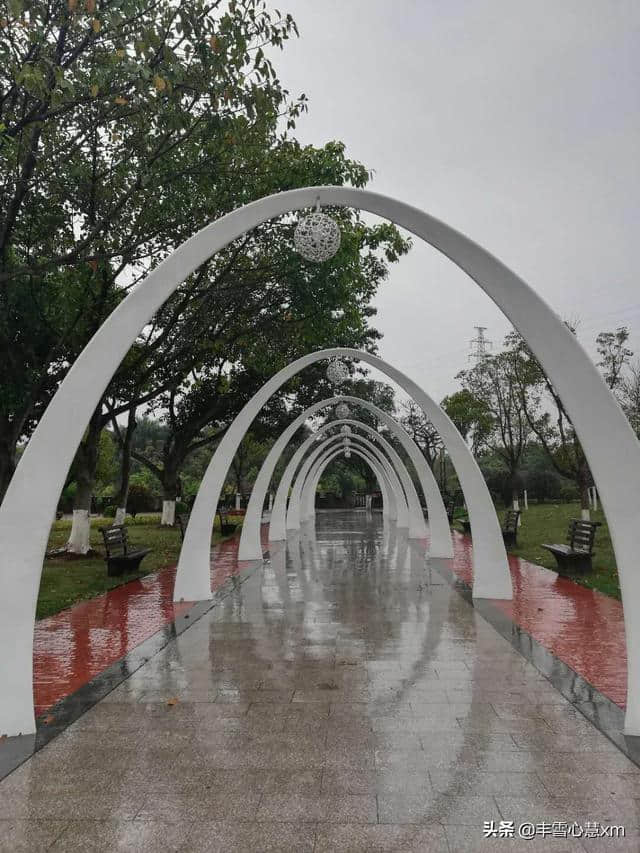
[166,697,179,706]
[91,17,100,33]
[43,715,55,724]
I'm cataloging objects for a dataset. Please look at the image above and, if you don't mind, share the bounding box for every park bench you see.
[217,506,237,536]
[542,519,601,574]
[502,509,521,547]
[100,524,151,577]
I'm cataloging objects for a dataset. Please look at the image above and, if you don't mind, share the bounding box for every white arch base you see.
[1,185,639,736]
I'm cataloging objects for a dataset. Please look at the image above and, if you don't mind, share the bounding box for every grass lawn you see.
[469,501,619,600]
[38,513,242,620]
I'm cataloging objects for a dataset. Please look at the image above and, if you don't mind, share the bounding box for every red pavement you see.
[32,525,627,718]
[450,531,627,708]
[33,529,268,717]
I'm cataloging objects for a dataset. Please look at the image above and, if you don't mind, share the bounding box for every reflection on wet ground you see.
[1,511,638,851]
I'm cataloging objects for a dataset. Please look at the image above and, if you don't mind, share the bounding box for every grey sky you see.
[274,0,640,402]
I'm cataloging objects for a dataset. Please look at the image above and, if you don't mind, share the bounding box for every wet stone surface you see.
[1,511,638,851]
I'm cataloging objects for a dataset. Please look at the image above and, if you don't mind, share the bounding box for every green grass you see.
[460,502,620,600]
[38,513,241,620]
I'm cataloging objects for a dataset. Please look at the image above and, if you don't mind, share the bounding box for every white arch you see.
[1,185,638,736]
[304,445,393,525]
[237,396,452,560]
[286,431,410,531]
[288,420,427,537]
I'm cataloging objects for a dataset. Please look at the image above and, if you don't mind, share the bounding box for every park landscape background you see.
[1,0,638,618]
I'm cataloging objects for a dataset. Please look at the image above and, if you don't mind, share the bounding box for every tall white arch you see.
[237,396,452,560]
[1,184,638,736]
[286,420,426,537]
[286,431,410,531]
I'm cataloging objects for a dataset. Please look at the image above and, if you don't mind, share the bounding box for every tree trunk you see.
[114,407,136,524]
[160,463,180,526]
[578,468,591,521]
[66,407,103,553]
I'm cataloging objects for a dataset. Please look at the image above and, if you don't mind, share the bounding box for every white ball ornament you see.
[344,450,351,459]
[335,403,350,420]
[343,438,351,447]
[326,358,349,385]
[340,425,352,436]
[294,211,341,262]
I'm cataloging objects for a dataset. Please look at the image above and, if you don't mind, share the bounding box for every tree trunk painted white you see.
[66,509,91,554]
[235,493,241,510]
[114,507,127,525]
[513,497,522,526]
[161,500,176,526]
[523,490,528,510]
[581,507,591,521]
[268,492,273,511]
[366,495,373,511]
[593,487,598,511]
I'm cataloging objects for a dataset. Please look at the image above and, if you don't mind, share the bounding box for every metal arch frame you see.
[2,185,639,736]
[287,431,410,531]
[285,420,427,537]
[238,396,452,561]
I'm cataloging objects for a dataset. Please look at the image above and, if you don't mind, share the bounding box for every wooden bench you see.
[542,519,601,574]
[100,524,151,577]
[502,509,521,547]
[217,506,236,536]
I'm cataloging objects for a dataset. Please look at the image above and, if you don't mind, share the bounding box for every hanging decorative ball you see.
[326,358,349,385]
[294,210,341,262]
[340,425,352,436]
[344,449,351,459]
[343,438,351,447]
[335,402,350,420]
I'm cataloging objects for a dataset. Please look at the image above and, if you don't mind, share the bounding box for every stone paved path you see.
[1,512,638,851]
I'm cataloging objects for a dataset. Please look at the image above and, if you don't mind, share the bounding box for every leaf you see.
[43,714,55,724]
[116,48,125,58]
[153,74,166,92]
[90,83,99,97]
[88,259,98,272]
[166,697,179,706]
[91,18,101,33]
[67,0,78,12]
[209,35,221,52]
[114,95,127,105]
[86,0,96,12]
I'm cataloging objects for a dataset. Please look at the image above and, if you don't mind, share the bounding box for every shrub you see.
[103,505,116,518]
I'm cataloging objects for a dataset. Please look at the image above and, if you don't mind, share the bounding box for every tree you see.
[454,336,539,507]
[399,400,441,468]
[512,325,635,518]
[621,361,640,438]
[0,0,305,502]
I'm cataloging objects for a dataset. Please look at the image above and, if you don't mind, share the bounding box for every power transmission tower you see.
[469,326,492,362]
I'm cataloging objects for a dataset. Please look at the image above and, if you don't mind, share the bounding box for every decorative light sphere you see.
[335,402,350,420]
[340,425,352,436]
[294,211,341,262]
[326,358,349,385]
[344,450,351,459]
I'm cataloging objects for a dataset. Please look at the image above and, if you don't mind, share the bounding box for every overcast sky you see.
[273,0,640,402]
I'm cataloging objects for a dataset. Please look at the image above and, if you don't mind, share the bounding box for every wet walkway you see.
[1,512,638,850]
